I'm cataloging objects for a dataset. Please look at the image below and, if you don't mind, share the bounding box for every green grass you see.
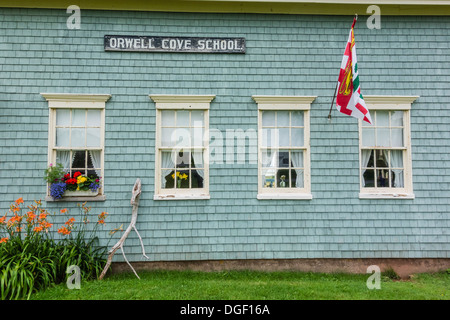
[30,270,449,300]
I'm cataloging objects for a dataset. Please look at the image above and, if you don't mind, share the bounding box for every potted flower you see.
[44,163,101,199]
[172,171,188,188]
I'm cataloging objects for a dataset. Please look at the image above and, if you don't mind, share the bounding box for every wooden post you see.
[99,178,149,280]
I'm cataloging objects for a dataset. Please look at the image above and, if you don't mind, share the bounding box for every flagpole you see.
[327,82,338,121]
[327,14,358,122]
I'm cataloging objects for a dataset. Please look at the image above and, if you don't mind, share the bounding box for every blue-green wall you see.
[0,8,449,261]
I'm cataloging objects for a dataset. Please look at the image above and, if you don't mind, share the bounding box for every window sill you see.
[359,193,415,200]
[153,194,210,200]
[257,193,313,200]
[45,195,106,202]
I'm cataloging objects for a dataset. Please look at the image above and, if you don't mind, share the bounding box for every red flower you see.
[73,172,82,178]
[66,178,77,184]
[64,173,71,179]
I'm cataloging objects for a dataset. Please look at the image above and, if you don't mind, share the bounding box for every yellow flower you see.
[77,176,87,184]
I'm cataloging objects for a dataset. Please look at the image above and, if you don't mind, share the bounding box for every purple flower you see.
[50,182,67,199]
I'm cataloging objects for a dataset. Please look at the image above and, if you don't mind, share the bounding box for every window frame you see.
[253,95,316,200]
[358,95,418,199]
[151,94,215,200]
[42,93,110,202]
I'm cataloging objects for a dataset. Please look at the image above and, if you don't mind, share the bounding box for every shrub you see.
[0,198,110,300]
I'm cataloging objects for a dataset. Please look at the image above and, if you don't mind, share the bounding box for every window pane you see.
[262,128,273,147]
[161,128,176,146]
[56,128,70,147]
[191,111,204,127]
[262,169,276,188]
[86,128,101,147]
[161,110,175,127]
[291,128,304,147]
[391,170,404,188]
[72,151,86,169]
[376,111,389,127]
[376,169,389,187]
[71,128,85,147]
[72,109,85,126]
[278,150,290,168]
[192,150,204,168]
[191,127,204,147]
[278,128,289,147]
[362,128,375,147]
[363,169,375,187]
[278,172,289,188]
[56,151,71,171]
[361,149,373,168]
[174,128,191,147]
[176,150,190,168]
[191,169,204,188]
[87,109,101,127]
[161,151,175,169]
[262,149,276,167]
[162,170,174,189]
[175,170,189,188]
[177,111,189,127]
[391,111,403,127]
[56,109,70,126]
[376,128,390,147]
[291,169,304,188]
[291,111,304,127]
[262,111,275,127]
[375,150,388,168]
[277,111,289,127]
[87,152,94,168]
[391,128,404,147]
[277,169,289,188]
[390,150,403,168]
[291,150,303,168]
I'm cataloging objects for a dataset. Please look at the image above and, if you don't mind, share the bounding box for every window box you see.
[64,189,99,197]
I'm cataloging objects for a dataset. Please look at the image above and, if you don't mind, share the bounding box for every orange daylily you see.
[65,217,75,225]
[97,212,108,225]
[57,226,71,235]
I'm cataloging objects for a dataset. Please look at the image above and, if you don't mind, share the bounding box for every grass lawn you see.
[31,270,449,300]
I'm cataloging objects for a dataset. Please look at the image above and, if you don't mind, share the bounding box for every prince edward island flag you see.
[336,17,373,125]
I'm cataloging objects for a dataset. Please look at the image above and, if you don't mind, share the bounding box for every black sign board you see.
[104,35,246,54]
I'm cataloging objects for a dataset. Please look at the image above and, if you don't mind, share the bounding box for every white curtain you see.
[57,151,72,172]
[390,150,404,188]
[161,151,175,188]
[361,149,372,187]
[291,151,304,188]
[89,150,102,177]
[192,150,204,179]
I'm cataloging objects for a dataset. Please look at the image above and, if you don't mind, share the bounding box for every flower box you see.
[45,164,102,200]
[64,189,99,197]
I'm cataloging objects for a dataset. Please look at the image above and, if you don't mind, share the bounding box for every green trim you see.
[1,0,449,15]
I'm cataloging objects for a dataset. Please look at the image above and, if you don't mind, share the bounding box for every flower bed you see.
[45,163,101,200]
[0,198,110,300]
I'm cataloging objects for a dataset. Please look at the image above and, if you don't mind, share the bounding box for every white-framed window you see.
[42,93,110,201]
[151,94,215,200]
[253,96,316,200]
[359,96,418,199]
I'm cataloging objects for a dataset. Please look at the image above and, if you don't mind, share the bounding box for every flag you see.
[336,17,373,125]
